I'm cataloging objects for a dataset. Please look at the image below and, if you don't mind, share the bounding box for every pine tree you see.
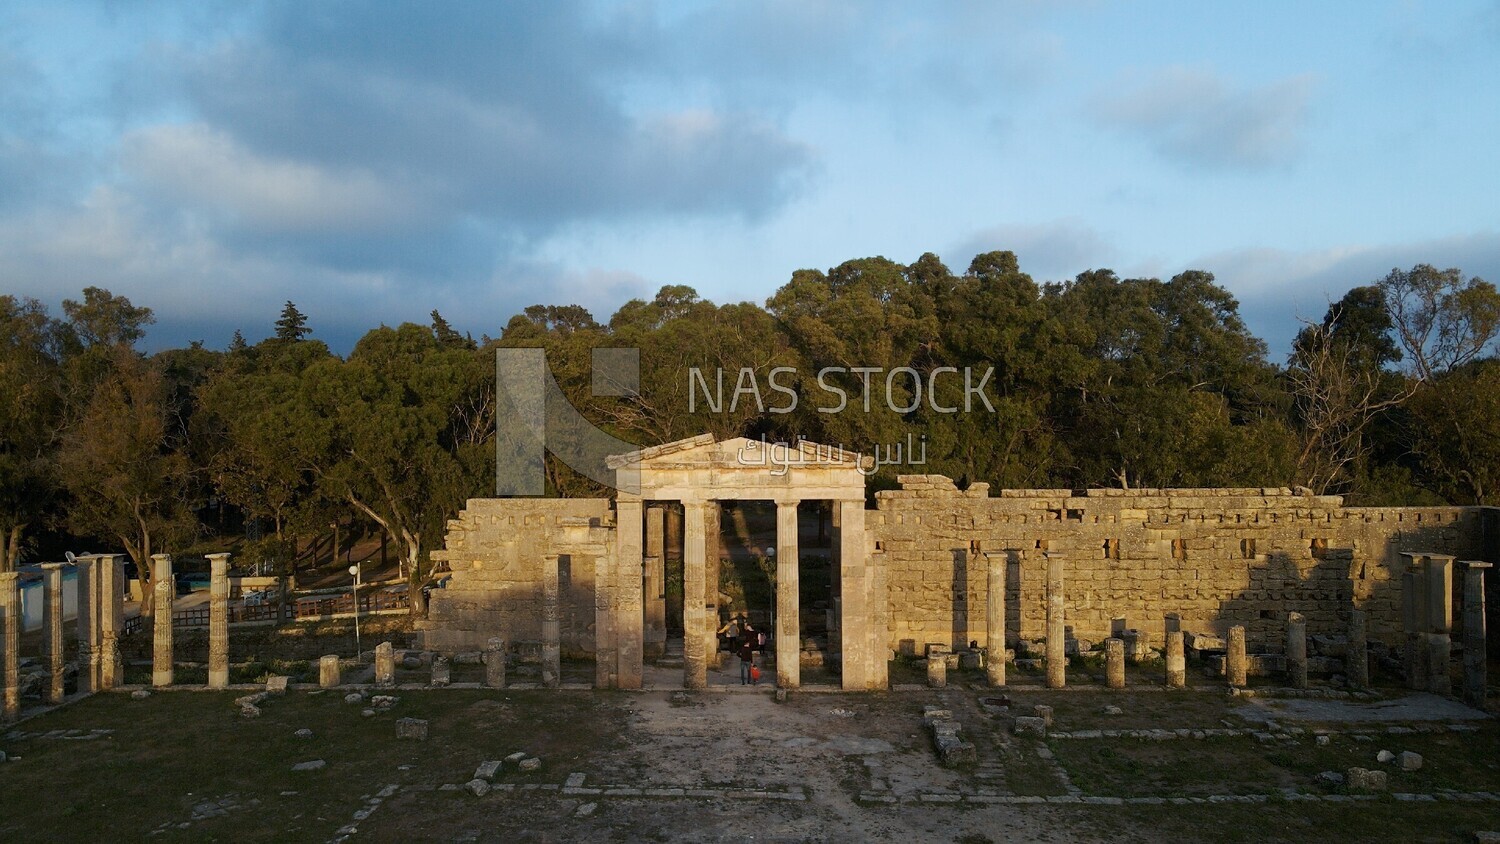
[229,330,248,352]
[274,301,310,341]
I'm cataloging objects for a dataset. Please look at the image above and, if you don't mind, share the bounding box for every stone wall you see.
[418,498,614,655]
[870,475,1484,654]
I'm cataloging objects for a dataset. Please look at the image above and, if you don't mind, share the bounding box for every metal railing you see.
[120,589,411,634]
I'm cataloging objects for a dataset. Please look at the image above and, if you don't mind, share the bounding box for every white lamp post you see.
[348,563,361,662]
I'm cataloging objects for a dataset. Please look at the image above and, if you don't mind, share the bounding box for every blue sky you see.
[1,1,1497,358]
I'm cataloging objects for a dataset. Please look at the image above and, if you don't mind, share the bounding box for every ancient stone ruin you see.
[416,434,1496,697]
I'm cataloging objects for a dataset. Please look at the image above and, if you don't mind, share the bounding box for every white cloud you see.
[121,123,416,233]
[1093,66,1316,171]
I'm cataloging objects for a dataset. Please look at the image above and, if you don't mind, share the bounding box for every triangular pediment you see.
[606,434,868,470]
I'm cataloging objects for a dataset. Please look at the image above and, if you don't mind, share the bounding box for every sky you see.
[1,1,1497,358]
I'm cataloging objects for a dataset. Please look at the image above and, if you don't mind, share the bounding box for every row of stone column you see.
[967,550,1488,698]
[2,553,134,720]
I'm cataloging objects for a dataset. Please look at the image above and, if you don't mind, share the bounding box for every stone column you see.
[1286,612,1308,689]
[207,552,232,689]
[1346,609,1369,691]
[374,641,395,686]
[644,504,667,654]
[1427,632,1452,695]
[75,555,97,694]
[319,654,341,688]
[1,571,18,720]
[1165,630,1185,688]
[1427,554,1454,696]
[97,555,124,689]
[1044,552,1065,689]
[1105,637,1125,689]
[1460,561,1490,707]
[42,562,65,702]
[485,637,507,689]
[1226,625,1247,688]
[704,503,721,664]
[593,549,617,690]
[615,499,644,690]
[776,500,801,690]
[926,652,946,688]
[542,553,561,689]
[984,551,1006,688]
[837,498,869,690]
[1401,553,1429,690]
[867,551,889,690]
[150,554,174,688]
[682,501,708,690]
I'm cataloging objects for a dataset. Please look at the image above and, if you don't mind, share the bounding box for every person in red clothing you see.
[737,622,759,685]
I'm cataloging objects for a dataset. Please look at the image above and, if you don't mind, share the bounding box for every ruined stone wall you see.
[870,476,1483,654]
[418,498,615,655]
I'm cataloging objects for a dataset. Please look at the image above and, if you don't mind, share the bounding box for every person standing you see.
[738,622,758,685]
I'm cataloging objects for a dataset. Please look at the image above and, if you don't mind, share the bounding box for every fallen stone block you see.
[396,717,428,741]
[266,676,290,695]
[474,760,502,781]
[1346,767,1388,792]
[505,751,528,766]
[1377,749,1395,763]
[1014,716,1046,737]
[294,728,313,740]
[130,689,150,700]
[465,778,491,797]
[519,757,542,772]
[1033,705,1054,727]
[1399,751,1423,771]
[291,760,326,772]
[344,692,365,704]
[240,704,261,719]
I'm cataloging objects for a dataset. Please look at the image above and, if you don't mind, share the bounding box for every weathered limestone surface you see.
[1165,630,1185,688]
[374,641,395,687]
[1427,632,1451,696]
[484,637,507,689]
[683,501,708,690]
[541,554,561,689]
[1286,612,1308,688]
[207,553,231,689]
[1044,553,1065,689]
[1226,625,1247,688]
[1461,561,1490,707]
[984,551,1006,688]
[1347,609,1369,690]
[868,481,1483,655]
[1,571,18,719]
[75,555,97,694]
[97,555,124,689]
[1104,637,1125,689]
[151,554,174,688]
[42,563,65,702]
[776,500,800,690]
[319,654,340,688]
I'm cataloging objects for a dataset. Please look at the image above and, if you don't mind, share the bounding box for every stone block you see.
[266,675,289,694]
[1014,716,1046,737]
[1345,767,1387,792]
[475,760,502,781]
[1398,751,1423,771]
[396,717,428,741]
[466,778,491,797]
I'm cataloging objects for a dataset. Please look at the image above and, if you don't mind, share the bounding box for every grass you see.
[0,689,623,843]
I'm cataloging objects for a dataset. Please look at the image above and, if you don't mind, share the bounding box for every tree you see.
[62,286,154,347]
[275,301,312,342]
[0,297,70,571]
[1406,360,1500,505]
[1287,287,1412,493]
[1381,264,1500,381]
[304,324,493,612]
[58,346,195,613]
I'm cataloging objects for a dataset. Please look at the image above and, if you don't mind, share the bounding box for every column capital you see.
[1426,553,1457,564]
[150,553,173,563]
[1460,560,1493,569]
[774,498,801,508]
[205,552,232,561]
[39,562,65,571]
[0,570,16,582]
[95,553,126,564]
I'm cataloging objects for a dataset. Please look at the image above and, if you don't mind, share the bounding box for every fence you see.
[121,589,410,634]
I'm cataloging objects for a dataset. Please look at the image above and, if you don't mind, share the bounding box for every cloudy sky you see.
[2,1,1497,356]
